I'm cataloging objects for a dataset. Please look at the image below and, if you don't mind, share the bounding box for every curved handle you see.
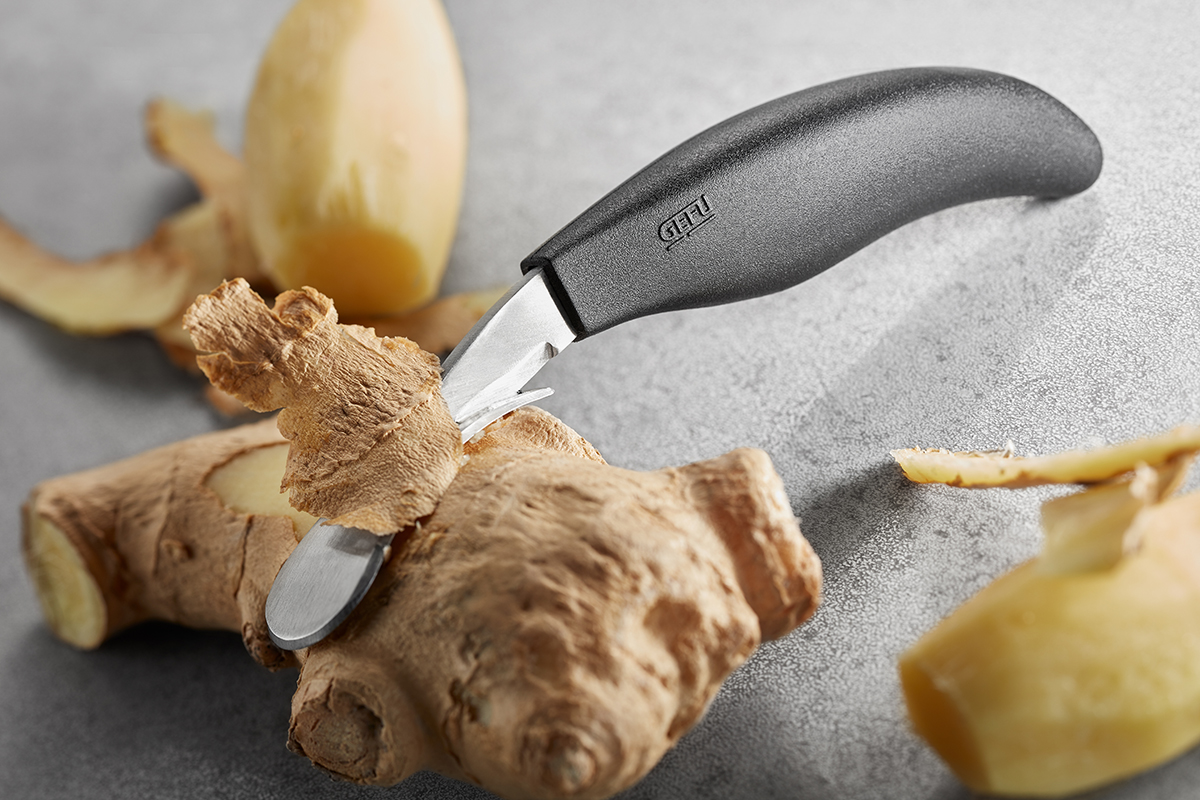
[520,67,1102,337]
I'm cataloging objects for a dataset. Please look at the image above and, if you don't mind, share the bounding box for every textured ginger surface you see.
[289,408,821,796]
[185,278,461,533]
[23,419,303,664]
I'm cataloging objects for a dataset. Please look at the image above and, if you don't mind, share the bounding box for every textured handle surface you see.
[521,67,1102,337]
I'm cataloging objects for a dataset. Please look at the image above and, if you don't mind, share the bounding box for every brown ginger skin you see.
[184,278,462,533]
[26,407,820,798]
[288,407,820,797]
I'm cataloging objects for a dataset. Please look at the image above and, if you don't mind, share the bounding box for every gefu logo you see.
[658,194,715,250]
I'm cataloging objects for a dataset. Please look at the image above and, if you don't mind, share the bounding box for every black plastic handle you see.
[520,67,1102,337]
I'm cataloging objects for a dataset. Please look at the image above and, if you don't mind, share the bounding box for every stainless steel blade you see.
[441,267,577,440]
[265,522,393,649]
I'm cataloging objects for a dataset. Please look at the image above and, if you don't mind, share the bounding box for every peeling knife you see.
[265,66,1102,649]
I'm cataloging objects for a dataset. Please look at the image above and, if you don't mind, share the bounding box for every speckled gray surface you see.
[2,2,1199,798]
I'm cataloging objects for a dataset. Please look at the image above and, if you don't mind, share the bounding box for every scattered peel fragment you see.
[896,428,1200,797]
[0,101,258,337]
[184,278,461,533]
[144,98,264,287]
[146,99,245,206]
[891,425,1200,488]
[0,212,195,334]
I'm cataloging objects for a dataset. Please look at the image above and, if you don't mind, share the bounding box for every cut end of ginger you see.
[184,278,462,533]
[898,656,987,790]
[22,512,108,649]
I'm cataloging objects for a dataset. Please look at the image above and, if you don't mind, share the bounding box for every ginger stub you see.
[24,281,822,799]
[895,434,1200,797]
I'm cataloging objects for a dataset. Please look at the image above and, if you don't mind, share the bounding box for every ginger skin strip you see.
[891,425,1200,488]
[24,282,822,799]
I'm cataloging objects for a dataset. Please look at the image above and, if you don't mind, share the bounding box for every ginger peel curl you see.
[184,278,461,533]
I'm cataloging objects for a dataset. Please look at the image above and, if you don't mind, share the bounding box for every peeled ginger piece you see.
[895,429,1200,797]
[244,0,468,317]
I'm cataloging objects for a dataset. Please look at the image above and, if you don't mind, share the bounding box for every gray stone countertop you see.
[1,2,1198,798]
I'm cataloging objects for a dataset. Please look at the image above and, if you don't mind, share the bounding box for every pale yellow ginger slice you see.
[891,425,1200,488]
[184,278,461,533]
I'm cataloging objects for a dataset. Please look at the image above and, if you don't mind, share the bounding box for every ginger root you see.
[23,281,822,798]
[23,419,308,663]
[294,410,819,794]
[896,432,1200,797]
